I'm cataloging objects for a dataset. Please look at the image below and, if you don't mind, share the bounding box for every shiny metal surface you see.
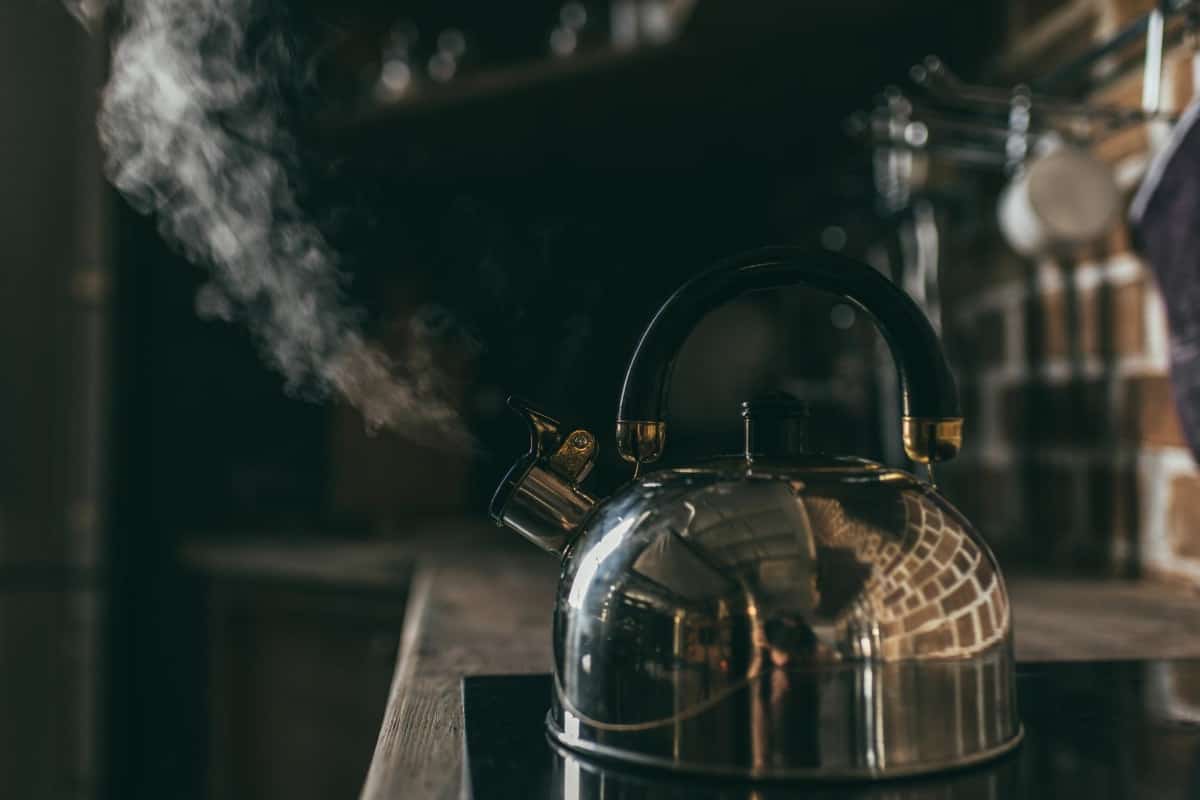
[547,458,1020,778]
[492,398,597,554]
[901,416,963,463]
[499,462,597,554]
[491,249,1018,779]
[548,733,1022,799]
[615,421,667,468]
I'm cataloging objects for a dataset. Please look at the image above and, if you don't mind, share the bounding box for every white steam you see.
[95,0,468,442]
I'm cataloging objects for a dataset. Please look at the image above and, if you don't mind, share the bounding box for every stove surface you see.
[462,660,1200,799]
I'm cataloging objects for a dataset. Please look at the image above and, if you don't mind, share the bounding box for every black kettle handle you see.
[615,246,962,466]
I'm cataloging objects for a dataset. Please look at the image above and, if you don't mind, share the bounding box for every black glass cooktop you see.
[462,660,1200,799]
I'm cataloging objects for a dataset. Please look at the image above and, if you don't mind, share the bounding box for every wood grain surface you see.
[359,520,558,800]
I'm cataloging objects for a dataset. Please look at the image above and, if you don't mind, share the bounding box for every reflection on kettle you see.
[491,247,1022,779]
[549,738,1020,799]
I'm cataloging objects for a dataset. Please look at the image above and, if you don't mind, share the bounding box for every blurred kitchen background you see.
[5,0,1200,798]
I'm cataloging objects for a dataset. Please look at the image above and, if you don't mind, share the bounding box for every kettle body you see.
[549,456,1018,778]
[491,248,1022,779]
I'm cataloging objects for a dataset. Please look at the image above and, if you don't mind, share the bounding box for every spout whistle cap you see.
[490,397,598,554]
[489,397,561,525]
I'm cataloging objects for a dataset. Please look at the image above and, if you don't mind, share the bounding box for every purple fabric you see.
[1131,99,1200,463]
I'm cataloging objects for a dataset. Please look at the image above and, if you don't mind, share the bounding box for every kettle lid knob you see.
[741,392,809,460]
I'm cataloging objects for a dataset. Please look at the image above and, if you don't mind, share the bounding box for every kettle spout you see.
[490,398,598,555]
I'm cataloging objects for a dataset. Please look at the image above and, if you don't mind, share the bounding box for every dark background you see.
[1,1,1003,798]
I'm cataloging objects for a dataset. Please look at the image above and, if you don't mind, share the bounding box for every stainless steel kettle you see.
[490,247,1021,779]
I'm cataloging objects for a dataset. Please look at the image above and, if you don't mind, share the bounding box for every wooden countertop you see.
[359,519,558,800]
[360,518,1200,800]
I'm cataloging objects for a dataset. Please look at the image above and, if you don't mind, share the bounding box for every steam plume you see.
[92,0,468,442]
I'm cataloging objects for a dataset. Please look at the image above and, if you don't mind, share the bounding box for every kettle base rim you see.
[547,646,1023,782]
[547,714,1025,782]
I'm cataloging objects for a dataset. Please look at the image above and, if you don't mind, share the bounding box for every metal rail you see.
[848,0,1199,173]
[1034,0,1195,93]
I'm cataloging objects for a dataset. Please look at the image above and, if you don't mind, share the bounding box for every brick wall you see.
[939,2,1200,585]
